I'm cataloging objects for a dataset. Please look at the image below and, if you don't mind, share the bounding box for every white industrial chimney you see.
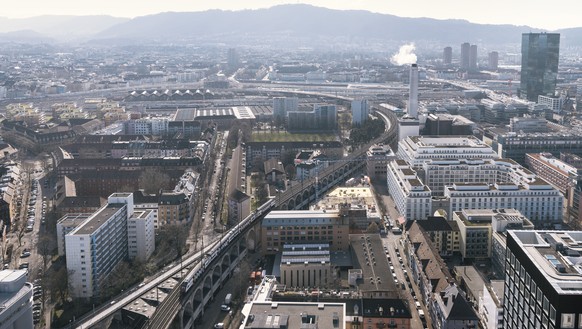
[408,64,418,118]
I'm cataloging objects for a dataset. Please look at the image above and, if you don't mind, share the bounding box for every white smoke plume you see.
[390,43,417,66]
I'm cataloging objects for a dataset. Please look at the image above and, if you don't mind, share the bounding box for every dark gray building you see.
[461,42,471,70]
[443,46,453,65]
[520,33,560,101]
[504,230,582,329]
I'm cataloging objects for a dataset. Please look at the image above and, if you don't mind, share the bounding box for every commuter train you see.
[181,198,276,295]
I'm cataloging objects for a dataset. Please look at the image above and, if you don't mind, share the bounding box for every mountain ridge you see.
[0,15,129,40]
[2,5,582,46]
[92,4,560,45]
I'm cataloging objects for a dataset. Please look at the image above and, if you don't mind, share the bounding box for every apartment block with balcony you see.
[127,209,155,262]
[65,193,133,298]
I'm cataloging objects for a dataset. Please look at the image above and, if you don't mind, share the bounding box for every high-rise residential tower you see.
[443,46,453,65]
[351,99,369,125]
[488,51,499,70]
[520,33,560,101]
[469,44,478,71]
[461,42,471,69]
[272,97,298,122]
[227,48,239,70]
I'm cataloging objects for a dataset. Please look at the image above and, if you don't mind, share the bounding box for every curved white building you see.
[0,270,34,329]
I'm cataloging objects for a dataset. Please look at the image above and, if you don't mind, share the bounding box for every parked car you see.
[214,323,224,329]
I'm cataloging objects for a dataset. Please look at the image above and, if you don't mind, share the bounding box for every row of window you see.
[266,225,335,230]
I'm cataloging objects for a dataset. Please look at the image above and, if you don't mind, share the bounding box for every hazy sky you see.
[3,0,579,30]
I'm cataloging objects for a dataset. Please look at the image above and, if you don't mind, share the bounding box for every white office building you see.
[351,99,369,125]
[386,160,432,222]
[444,179,562,223]
[125,117,170,135]
[128,209,155,262]
[538,95,563,112]
[397,135,499,168]
[423,158,543,196]
[389,156,562,223]
[0,270,34,329]
[65,193,134,298]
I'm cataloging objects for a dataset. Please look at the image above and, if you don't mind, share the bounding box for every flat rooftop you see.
[71,204,124,235]
[57,213,92,226]
[232,106,256,120]
[367,143,394,156]
[263,210,342,227]
[245,302,344,329]
[509,230,582,295]
[197,107,235,118]
[281,244,331,265]
[409,135,488,148]
[131,209,152,220]
[313,187,380,218]
[174,108,197,121]
[454,266,485,298]
[0,270,30,311]
[110,192,132,198]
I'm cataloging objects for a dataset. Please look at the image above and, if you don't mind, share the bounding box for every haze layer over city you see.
[1,2,582,329]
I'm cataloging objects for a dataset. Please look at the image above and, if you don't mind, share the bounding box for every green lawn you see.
[251,131,338,142]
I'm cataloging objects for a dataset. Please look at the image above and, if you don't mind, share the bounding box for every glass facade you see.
[520,33,560,101]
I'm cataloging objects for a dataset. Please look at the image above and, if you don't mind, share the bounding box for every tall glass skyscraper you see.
[520,33,560,101]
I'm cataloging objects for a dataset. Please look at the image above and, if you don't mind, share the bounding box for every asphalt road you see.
[377,186,432,329]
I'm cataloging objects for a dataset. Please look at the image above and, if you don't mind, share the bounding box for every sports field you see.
[251,131,338,142]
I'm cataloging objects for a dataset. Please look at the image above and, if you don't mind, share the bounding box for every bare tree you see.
[153,224,189,265]
[139,168,171,194]
[281,150,296,167]
[14,221,26,247]
[98,261,144,301]
[21,161,35,186]
[48,267,71,303]
[37,235,55,273]
[38,154,51,173]
[227,126,240,149]
[166,224,188,258]
[284,164,296,180]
